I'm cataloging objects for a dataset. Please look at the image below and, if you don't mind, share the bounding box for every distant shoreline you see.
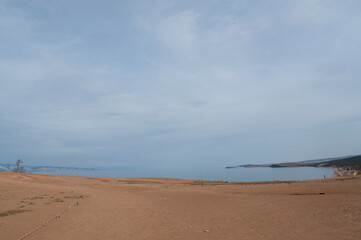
[227,155,361,170]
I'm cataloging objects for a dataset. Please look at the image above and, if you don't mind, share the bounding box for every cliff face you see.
[332,165,360,177]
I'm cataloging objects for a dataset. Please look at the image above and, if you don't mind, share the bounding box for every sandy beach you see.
[1,172,360,240]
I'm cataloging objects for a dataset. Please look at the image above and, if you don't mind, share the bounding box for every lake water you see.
[34,166,334,182]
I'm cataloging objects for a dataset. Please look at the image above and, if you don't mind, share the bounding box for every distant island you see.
[227,155,361,176]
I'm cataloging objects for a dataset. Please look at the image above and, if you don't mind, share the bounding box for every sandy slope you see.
[1,172,361,240]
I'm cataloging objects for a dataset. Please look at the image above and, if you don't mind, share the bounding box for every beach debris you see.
[76,200,79,205]
[202,229,209,232]
[57,213,61,218]
[188,225,192,229]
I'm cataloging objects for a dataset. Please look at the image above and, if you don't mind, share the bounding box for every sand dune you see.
[1,172,361,240]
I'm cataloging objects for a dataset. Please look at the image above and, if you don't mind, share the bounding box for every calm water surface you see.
[34,167,333,182]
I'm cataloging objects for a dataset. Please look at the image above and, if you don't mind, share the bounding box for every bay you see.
[33,166,333,182]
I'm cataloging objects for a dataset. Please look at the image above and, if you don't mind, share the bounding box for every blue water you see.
[34,167,333,182]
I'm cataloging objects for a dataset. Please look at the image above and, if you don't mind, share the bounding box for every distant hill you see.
[227,155,361,169]
[269,155,361,168]
[318,155,361,167]
[298,155,354,163]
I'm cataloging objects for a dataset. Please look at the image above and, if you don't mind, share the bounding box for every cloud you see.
[1,0,361,167]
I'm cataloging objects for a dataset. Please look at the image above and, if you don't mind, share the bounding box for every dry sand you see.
[1,172,361,240]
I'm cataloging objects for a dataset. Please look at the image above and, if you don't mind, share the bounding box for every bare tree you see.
[12,159,25,173]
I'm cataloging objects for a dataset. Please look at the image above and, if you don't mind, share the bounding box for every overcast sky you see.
[1,0,361,168]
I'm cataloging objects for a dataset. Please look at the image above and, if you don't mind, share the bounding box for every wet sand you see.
[1,172,361,240]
